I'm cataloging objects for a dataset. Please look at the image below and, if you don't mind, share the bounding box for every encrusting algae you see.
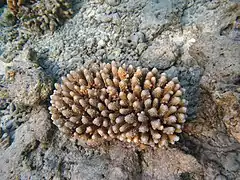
[49,62,188,148]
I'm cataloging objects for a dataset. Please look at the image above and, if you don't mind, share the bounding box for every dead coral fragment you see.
[49,62,187,148]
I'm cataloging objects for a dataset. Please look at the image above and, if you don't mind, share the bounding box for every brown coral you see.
[7,0,23,15]
[49,62,187,148]
[7,0,73,34]
[7,0,35,15]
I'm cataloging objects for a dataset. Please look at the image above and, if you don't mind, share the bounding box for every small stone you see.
[106,0,121,6]
[31,106,52,143]
[108,167,128,180]
[221,152,239,171]
[99,14,112,23]
[97,40,106,48]
[130,32,146,44]
[237,87,240,93]
[108,48,121,60]
[214,174,227,180]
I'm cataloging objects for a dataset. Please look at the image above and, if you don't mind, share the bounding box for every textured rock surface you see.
[30,106,53,143]
[140,39,179,70]
[215,92,240,143]
[0,0,240,179]
[142,148,203,179]
[7,48,53,106]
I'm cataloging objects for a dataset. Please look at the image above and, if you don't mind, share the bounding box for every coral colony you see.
[7,0,73,33]
[49,62,187,148]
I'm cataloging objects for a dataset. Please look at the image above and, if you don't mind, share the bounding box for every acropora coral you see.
[49,62,187,148]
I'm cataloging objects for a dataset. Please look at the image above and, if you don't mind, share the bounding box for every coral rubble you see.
[49,62,187,148]
[0,76,26,149]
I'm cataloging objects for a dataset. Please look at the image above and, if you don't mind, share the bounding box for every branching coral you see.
[7,0,73,33]
[7,0,35,15]
[49,62,188,148]
[7,0,21,15]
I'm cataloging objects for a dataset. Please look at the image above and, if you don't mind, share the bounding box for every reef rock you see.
[8,48,53,106]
